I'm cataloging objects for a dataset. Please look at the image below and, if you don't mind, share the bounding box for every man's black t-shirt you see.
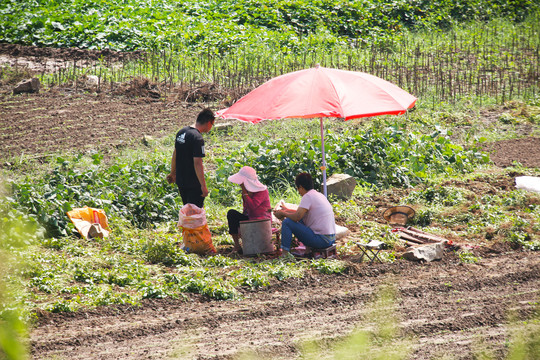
[175,126,205,188]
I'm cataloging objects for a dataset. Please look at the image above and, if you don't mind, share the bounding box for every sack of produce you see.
[177,204,215,255]
[182,224,216,255]
[178,203,208,229]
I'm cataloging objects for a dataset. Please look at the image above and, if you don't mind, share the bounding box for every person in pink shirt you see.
[273,172,336,257]
[227,166,272,253]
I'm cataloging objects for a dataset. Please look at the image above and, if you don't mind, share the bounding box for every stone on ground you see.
[13,77,40,94]
[403,242,444,262]
[325,173,356,200]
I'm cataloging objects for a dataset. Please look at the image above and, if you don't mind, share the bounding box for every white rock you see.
[213,122,233,132]
[87,75,99,86]
[336,224,350,240]
[403,242,444,262]
[142,135,154,146]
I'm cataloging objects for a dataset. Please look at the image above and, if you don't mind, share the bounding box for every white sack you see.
[515,176,540,193]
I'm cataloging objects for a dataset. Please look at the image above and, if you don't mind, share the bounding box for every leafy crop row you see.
[0,0,537,53]
[1,123,488,238]
[211,122,489,204]
[1,220,320,313]
[5,154,179,238]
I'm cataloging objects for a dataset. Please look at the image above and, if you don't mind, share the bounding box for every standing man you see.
[167,108,215,208]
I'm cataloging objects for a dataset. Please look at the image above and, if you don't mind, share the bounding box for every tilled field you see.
[0,90,202,162]
[1,45,539,360]
[1,86,538,360]
[31,250,539,359]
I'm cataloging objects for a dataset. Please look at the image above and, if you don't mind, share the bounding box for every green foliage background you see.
[2,122,488,238]
[0,0,537,53]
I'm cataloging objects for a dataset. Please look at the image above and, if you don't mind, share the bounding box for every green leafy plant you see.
[310,259,347,274]
[4,155,181,236]
[1,0,536,53]
[406,186,467,206]
[213,124,488,198]
[457,250,480,263]
[143,237,193,266]
[0,201,33,360]
[228,267,270,289]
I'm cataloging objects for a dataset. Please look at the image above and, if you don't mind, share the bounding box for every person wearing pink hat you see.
[227,166,272,253]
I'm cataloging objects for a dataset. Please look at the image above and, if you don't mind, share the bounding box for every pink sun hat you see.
[228,166,267,192]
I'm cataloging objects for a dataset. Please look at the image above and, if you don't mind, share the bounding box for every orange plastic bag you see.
[182,225,216,255]
[66,206,110,239]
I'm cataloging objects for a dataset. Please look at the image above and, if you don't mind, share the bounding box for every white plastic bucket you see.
[239,219,274,255]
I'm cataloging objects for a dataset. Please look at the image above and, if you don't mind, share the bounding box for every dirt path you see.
[31,250,539,360]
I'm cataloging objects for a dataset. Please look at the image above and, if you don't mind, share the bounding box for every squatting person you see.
[273,172,336,258]
[226,166,272,253]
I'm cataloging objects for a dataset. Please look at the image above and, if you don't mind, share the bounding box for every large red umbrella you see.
[217,65,417,196]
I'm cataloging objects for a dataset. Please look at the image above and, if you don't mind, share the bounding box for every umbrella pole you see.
[320,118,327,197]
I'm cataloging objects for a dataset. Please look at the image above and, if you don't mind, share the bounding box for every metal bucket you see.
[239,219,274,256]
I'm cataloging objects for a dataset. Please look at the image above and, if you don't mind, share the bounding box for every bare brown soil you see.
[31,251,540,360]
[483,137,540,168]
[1,45,539,360]
[0,89,203,162]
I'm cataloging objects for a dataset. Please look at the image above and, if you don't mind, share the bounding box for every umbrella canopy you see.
[217,65,417,196]
[217,65,416,122]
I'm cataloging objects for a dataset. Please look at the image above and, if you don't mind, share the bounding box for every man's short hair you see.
[295,172,314,191]
[196,108,215,125]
